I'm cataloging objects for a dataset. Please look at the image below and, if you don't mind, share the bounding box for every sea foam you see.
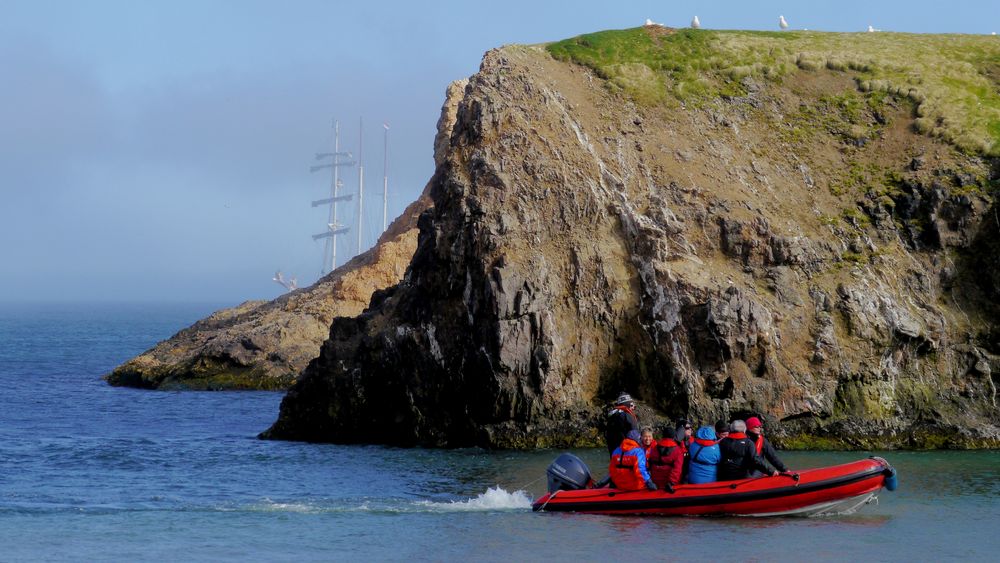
[415,486,533,512]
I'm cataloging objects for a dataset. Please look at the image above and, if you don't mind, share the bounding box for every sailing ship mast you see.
[310,119,354,274]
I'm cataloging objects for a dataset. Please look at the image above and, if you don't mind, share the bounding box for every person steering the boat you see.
[746,417,789,476]
[609,430,657,491]
[604,393,639,454]
[717,420,777,481]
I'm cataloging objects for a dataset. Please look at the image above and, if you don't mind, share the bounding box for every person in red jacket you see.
[647,429,684,491]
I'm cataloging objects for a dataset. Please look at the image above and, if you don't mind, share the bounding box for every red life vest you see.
[752,433,764,455]
[609,438,646,490]
[646,438,680,465]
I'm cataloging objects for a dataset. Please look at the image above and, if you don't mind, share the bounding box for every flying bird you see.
[779,15,789,30]
[272,271,296,292]
[692,16,701,29]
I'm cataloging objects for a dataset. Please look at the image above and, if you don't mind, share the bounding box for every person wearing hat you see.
[746,416,788,476]
[608,429,657,491]
[717,419,776,481]
[604,392,639,454]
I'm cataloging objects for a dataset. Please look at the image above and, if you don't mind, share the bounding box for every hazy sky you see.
[1,1,995,303]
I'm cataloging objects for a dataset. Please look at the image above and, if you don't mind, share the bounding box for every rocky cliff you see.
[262,27,1000,449]
[105,80,468,390]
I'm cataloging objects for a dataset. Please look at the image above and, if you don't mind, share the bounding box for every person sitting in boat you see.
[646,427,683,491]
[674,419,693,481]
[746,416,789,476]
[604,393,639,454]
[718,420,777,481]
[687,425,722,484]
[640,426,656,458]
[609,430,657,491]
[715,420,730,441]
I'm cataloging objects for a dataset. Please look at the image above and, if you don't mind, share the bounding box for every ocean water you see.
[1,302,999,562]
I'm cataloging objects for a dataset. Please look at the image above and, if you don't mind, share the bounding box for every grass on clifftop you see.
[546,27,1000,155]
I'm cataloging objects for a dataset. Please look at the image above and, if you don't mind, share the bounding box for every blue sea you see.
[1,302,999,562]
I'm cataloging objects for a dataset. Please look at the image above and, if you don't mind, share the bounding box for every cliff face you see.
[105,79,468,390]
[263,35,1000,449]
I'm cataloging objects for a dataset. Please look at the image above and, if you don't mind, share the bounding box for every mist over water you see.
[1,302,998,561]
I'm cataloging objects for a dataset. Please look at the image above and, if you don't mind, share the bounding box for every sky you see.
[1,1,996,303]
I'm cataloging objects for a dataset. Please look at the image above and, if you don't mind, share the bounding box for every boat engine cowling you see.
[546,453,593,493]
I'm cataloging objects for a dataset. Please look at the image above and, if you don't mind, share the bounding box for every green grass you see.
[545,27,1000,155]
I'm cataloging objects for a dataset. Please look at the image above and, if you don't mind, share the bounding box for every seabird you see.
[779,15,789,30]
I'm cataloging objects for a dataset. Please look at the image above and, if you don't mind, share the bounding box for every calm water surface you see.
[1,302,998,562]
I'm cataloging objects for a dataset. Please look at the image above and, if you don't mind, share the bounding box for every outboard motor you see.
[546,453,593,493]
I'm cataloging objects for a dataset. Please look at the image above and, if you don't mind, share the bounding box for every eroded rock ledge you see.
[105,79,469,390]
[263,44,999,449]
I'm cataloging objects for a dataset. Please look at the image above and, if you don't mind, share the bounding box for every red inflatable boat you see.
[533,456,897,517]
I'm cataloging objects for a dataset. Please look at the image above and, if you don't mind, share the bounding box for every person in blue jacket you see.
[608,430,657,491]
[687,426,722,484]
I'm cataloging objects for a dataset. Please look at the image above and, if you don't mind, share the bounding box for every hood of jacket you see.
[695,426,717,441]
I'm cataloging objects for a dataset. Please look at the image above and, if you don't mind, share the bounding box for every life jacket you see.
[649,438,678,465]
[751,433,764,455]
[688,436,719,467]
[608,404,636,421]
[644,442,656,460]
[609,438,646,490]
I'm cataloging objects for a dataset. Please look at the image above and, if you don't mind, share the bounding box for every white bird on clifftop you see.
[779,15,789,30]
[692,16,701,29]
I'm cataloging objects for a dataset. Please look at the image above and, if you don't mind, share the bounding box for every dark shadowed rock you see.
[105,79,469,390]
[261,44,1000,449]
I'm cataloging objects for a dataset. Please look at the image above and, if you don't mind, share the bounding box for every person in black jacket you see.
[717,420,776,481]
[604,393,639,454]
[746,416,788,476]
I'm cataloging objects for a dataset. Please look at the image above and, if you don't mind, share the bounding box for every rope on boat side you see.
[512,474,545,491]
[537,490,559,512]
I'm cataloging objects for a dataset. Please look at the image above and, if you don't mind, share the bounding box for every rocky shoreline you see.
[104,79,467,390]
[110,29,1000,450]
[262,41,999,449]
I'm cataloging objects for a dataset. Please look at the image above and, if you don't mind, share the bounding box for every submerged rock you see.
[262,41,1000,449]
